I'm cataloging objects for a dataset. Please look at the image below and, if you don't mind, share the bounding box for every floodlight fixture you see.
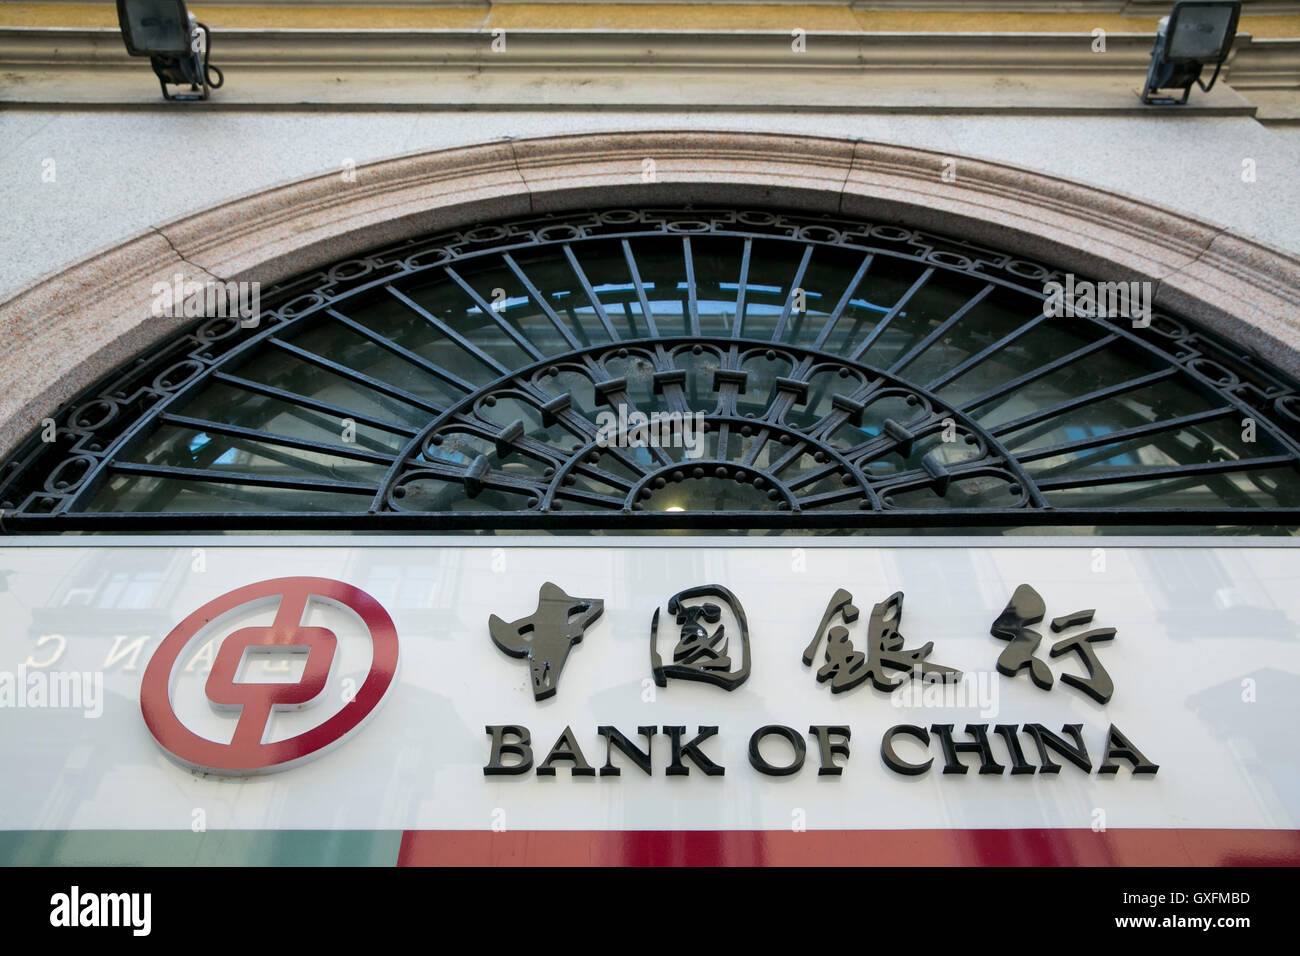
[116,0,224,101]
[1141,1,1241,105]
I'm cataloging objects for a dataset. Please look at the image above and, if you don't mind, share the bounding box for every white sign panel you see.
[0,539,1296,838]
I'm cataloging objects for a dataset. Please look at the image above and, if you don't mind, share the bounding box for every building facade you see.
[0,1,1298,866]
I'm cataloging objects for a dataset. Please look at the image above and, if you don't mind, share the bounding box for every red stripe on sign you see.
[397,829,1300,867]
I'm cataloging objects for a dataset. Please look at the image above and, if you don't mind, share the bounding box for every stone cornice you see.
[5,26,1286,111]
[1,130,1297,458]
[0,26,1282,74]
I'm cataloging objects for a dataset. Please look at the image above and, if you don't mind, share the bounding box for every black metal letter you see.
[489,582,604,701]
[881,724,933,776]
[930,724,1005,775]
[484,724,533,775]
[537,725,595,776]
[802,589,867,693]
[804,589,960,694]
[1098,724,1160,775]
[1022,723,1092,774]
[748,725,807,776]
[651,585,751,691]
[808,725,851,776]
[993,724,1037,775]
[597,725,657,776]
[664,725,725,776]
[991,583,1054,690]
[1049,609,1116,704]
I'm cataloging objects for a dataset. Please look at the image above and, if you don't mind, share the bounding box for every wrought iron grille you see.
[3,208,1300,533]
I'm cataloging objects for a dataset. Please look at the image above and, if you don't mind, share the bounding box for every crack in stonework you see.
[836,140,859,216]
[1152,227,1300,312]
[152,227,225,285]
[1150,225,1228,309]
[502,136,532,215]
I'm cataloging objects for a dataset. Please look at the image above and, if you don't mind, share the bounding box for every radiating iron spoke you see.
[444,266,546,362]
[383,285,510,377]
[1015,406,1235,464]
[813,253,873,350]
[926,312,1049,391]
[503,253,583,349]
[327,308,475,393]
[773,244,814,342]
[732,238,752,340]
[1034,455,1296,491]
[211,372,419,437]
[850,267,935,361]
[888,282,994,374]
[158,414,397,466]
[110,461,378,495]
[683,237,701,337]
[958,334,1119,413]
[268,338,444,415]
[990,368,1178,438]
[562,245,621,342]
[621,240,660,340]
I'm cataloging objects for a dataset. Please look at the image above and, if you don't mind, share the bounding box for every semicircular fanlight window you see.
[3,209,1299,532]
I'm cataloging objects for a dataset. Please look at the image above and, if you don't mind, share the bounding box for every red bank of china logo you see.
[140,577,399,775]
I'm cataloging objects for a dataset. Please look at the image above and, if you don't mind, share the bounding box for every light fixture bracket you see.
[1140,1,1241,106]
[116,0,223,101]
